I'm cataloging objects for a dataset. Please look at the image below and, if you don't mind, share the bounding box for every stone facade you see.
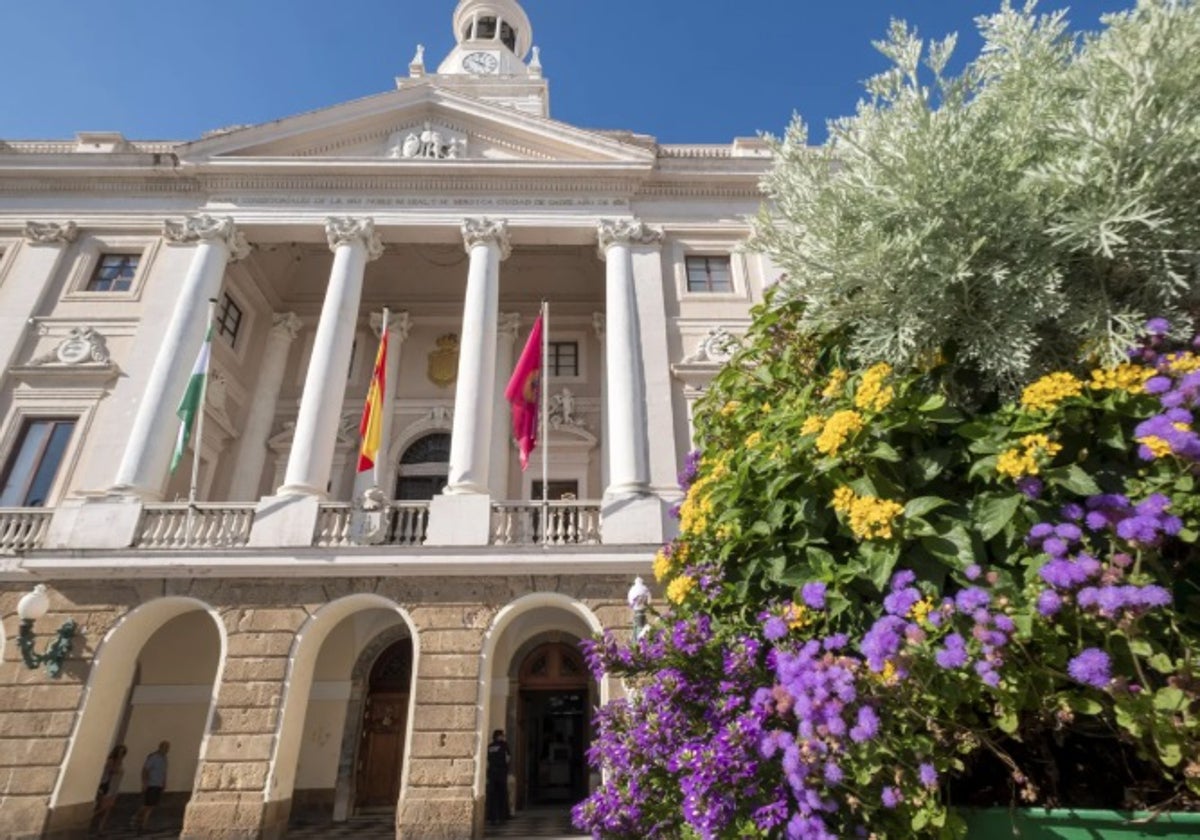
[0,1,772,837]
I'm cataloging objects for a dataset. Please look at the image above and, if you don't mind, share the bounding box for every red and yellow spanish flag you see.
[505,314,543,471]
[357,327,389,473]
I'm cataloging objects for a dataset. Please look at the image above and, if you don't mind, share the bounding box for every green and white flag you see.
[170,327,212,473]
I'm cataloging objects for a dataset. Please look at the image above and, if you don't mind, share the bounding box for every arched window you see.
[476,16,497,40]
[500,21,517,51]
[394,433,451,500]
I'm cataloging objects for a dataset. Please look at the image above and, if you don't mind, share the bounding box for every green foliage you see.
[752,0,1200,398]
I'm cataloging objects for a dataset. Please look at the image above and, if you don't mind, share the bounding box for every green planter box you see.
[964,808,1200,839]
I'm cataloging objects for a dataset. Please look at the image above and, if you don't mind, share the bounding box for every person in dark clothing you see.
[486,729,511,825]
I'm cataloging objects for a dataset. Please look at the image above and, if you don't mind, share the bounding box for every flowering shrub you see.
[573,314,1200,839]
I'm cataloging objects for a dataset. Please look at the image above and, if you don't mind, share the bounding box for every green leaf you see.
[870,441,903,462]
[1148,653,1175,674]
[1066,696,1103,715]
[1153,686,1185,712]
[997,709,1020,734]
[974,493,1023,541]
[1044,464,1102,496]
[1128,638,1153,657]
[917,393,947,412]
[905,496,953,519]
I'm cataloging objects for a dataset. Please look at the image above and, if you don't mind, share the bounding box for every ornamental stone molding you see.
[596,218,664,256]
[370,309,413,343]
[30,325,112,366]
[461,217,512,260]
[269,312,303,342]
[162,214,251,260]
[385,121,469,160]
[548,387,587,430]
[498,312,522,341]
[681,326,741,364]
[592,312,606,340]
[23,221,78,244]
[325,217,385,261]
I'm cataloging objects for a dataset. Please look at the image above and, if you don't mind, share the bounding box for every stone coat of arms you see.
[427,333,459,388]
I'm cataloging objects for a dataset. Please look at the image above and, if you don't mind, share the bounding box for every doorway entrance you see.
[517,642,590,808]
[354,639,412,811]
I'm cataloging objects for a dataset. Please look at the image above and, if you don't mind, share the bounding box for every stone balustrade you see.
[0,508,52,553]
[134,503,256,549]
[490,501,602,546]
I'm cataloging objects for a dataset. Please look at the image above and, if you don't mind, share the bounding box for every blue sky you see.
[0,1,1130,145]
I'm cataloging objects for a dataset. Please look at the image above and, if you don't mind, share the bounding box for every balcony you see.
[0,508,52,554]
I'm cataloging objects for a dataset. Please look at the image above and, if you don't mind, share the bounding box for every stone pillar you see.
[592,312,608,493]
[279,218,383,497]
[353,309,412,499]
[111,215,249,498]
[0,222,77,386]
[180,610,304,840]
[597,219,656,497]
[446,218,510,495]
[397,614,486,840]
[488,312,521,500]
[228,313,301,501]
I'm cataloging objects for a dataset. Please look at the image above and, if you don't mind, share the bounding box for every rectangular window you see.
[532,480,579,501]
[86,254,139,292]
[548,341,579,377]
[685,255,733,293]
[0,418,76,507]
[215,292,243,348]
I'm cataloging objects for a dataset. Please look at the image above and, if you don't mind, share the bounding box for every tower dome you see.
[451,0,533,61]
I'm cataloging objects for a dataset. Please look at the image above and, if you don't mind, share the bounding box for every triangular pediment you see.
[180,83,656,167]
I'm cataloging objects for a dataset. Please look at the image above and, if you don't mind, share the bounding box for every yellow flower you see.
[1018,434,1062,456]
[1089,363,1154,394]
[997,434,1062,479]
[844,494,904,541]
[1166,352,1200,374]
[666,575,696,604]
[784,602,811,630]
[832,486,856,513]
[1138,435,1172,459]
[801,415,824,435]
[877,660,900,686]
[745,431,763,448]
[910,598,935,625]
[855,362,895,412]
[822,368,848,400]
[761,403,773,413]
[1021,372,1084,412]
[653,549,673,582]
[815,410,865,457]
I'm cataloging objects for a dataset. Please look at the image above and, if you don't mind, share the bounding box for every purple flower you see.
[881,786,901,808]
[1028,523,1055,542]
[890,570,916,591]
[1043,537,1069,558]
[1061,503,1084,521]
[801,582,827,610]
[764,615,789,641]
[935,634,968,669]
[1016,477,1044,499]
[1145,376,1173,394]
[965,564,982,581]
[1037,590,1062,616]
[1054,523,1083,541]
[1145,317,1171,336]
[1067,648,1112,689]
[849,706,880,742]
[955,587,990,612]
[918,763,939,788]
[823,761,844,785]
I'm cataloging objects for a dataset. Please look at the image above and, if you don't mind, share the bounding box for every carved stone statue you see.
[401,132,421,158]
[548,388,584,429]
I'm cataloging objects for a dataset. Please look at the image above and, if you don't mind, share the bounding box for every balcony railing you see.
[134,503,256,549]
[314,502,431,548]
[491,501,602,546]
[0,508,52,553]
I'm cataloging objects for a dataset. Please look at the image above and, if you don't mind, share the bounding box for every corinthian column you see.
[111,215,249,497]
[597,219,660,497]
[279,218,382,497]
[228,312,301,500]
[489,312,521,499]
[445,218,510,494]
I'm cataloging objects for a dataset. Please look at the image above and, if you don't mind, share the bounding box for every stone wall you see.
[0,572,635,840]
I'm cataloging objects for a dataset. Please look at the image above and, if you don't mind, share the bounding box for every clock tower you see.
[404,0,548,116]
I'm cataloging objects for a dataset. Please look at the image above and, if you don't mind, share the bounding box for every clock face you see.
[462,51,498,75]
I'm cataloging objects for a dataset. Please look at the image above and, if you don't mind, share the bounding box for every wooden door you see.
[356,691,408,808]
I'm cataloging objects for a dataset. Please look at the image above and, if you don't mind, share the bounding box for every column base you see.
[397,788,477,840]
[424,493,493,546]
[248,494,321,548]
[180,792,288,840]
[44,495,144,550]
[600,493,671,545]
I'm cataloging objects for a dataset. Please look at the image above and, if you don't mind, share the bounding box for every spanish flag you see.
[357,323,388,473]
[505,314,543,471]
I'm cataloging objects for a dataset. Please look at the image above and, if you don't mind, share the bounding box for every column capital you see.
[23,220,78,245]
[597,218,663,258]
[163,215,251,260]
[498,312,522,342]
[269,312,303,343]
[592,311,606,340]
[370,309,413,342]
[461,217,511,260]
[326,217,384,261]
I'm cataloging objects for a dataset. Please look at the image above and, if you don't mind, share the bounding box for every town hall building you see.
[0,1,772,837]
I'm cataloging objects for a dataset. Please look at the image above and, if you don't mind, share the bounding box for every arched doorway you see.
[395,433,450,500]
[516,642,590,808]
[355,638,413,810]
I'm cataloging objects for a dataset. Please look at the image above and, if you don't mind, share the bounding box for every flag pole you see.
[376,306,389,493]
[186,298,218,547]
[540,300,549,548]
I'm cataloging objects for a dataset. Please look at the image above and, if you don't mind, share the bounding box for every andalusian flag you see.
[170,326,213,473]
[358,325,389,473]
